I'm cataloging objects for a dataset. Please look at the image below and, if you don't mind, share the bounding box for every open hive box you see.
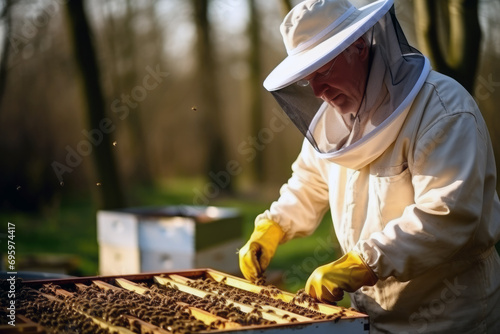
[1,269,369,333]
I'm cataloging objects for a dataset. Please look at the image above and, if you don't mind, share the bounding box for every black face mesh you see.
[269,6,427,155]
[271,85,323,151]
[389,6,421,56]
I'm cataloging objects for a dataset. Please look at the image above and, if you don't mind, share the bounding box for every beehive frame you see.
[2,269,369,333]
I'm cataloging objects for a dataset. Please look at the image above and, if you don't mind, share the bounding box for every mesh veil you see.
[270,6,427,155]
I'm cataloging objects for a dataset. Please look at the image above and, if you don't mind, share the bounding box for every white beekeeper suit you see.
[240,0,500,333]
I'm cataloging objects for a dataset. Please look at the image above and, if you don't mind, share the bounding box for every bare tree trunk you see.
[64,0,126,209]
[146,0,164,68]
[99,1,153,185]
[192,0,233,194]
[280,0,293,16]
[0,0,13,109]
[414,0,481,93]
[101,2,124,103]
[248,0,264,182]
[122,0,153,185]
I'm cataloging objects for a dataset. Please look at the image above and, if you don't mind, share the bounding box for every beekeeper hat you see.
[263,0,430,166]
[264,0,393,91]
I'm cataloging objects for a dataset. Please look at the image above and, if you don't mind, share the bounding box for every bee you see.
[255,276,266,286]
[217,310,229,318]
[150,314,163,324]
[130,319,141,332]
[138,308,148,318]
[260,289,271,297]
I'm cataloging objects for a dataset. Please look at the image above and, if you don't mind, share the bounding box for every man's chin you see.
[327,96,357,115]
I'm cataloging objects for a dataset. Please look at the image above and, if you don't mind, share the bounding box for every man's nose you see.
[310,79,328,98]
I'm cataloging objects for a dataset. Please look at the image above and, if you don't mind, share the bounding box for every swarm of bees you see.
[153,283,272,327]
[0,275,348,333]
[2,287,106,334]
[185,277,333,319]
[260,285,281,297]
[292,288,323,310]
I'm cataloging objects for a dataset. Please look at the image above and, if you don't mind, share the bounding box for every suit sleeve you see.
[256,139,331,242]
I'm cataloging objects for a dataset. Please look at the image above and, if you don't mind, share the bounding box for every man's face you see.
[305,40,370,116]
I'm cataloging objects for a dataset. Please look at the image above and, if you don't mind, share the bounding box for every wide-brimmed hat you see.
[264,0,393,91]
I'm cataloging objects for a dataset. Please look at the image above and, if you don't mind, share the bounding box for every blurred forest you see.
[0,0,499,213]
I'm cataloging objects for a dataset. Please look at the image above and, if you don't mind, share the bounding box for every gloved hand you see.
[239,219,284,283]
[305,251,378,303]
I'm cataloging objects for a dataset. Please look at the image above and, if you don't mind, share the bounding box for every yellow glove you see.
[305,251,378,303]
[239,219,284,282]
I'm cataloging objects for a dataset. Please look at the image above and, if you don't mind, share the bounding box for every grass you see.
[1,194,100,276]
[0,178,350,306]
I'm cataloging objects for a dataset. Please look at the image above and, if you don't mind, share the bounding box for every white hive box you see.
[97,206,243,275]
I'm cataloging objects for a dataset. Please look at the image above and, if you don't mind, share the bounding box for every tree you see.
[247,0,265,182]
[64,0,126,209]
[414,0,481,93]
[280,0,293,15]
[0,0,13,108]
[192,0,233,194]
[119,0,153,184]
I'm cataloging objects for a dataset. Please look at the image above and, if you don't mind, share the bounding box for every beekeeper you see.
[239,0,500,332]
